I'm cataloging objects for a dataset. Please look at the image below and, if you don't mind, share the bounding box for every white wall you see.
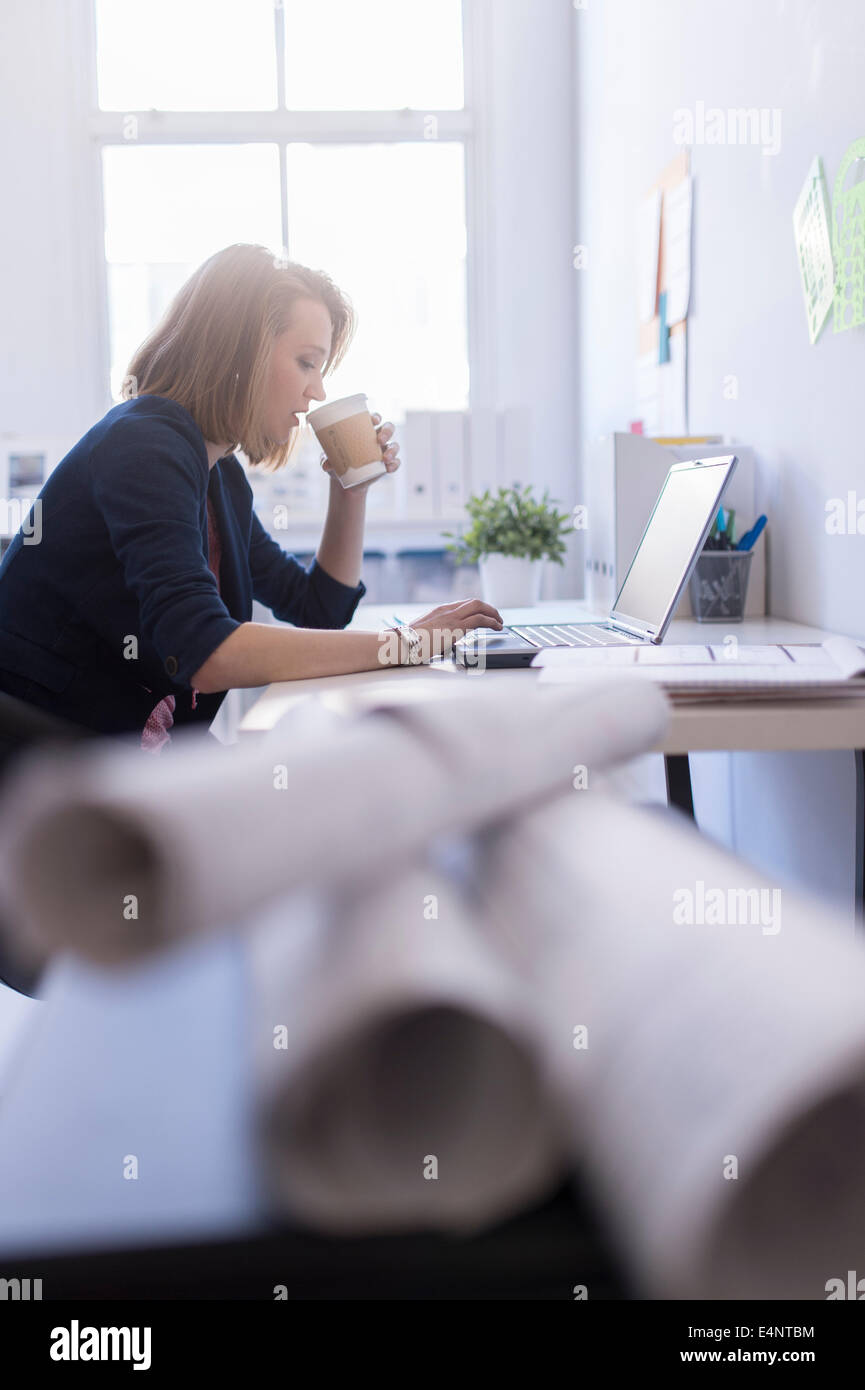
[575,0,865,632]
[479,0,580,596]
[0,1,109,441]
[574,0,865,912]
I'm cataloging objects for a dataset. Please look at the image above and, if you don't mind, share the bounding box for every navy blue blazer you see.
[0,395,366,735]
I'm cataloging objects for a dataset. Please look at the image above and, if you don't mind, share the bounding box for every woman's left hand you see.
[321,412,400,495]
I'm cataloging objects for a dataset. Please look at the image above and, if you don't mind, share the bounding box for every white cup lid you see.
[306,393,369,430]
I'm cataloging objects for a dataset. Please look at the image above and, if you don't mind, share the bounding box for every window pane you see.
[284,143,468,423]
[102,144,282,397]
[95,0,278,110]
[283,0,464,109]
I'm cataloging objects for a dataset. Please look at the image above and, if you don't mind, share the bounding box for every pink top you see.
[141,494,222,753]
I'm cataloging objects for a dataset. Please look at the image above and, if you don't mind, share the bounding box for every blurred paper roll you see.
[248,862,567,1235]
[475,789,865,1300]
[0,679,668,967]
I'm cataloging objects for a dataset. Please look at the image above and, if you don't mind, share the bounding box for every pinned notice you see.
[663,176,692,325]
[793,156,834,344]
[638,187,662,323]
[832,137,865,334]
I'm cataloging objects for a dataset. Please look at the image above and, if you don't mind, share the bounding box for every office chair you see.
[0,690,94,999]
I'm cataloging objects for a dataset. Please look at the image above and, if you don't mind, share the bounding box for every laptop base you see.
[453,621,643,669]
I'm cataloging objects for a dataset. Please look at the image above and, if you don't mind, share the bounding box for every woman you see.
[0,244,502,747]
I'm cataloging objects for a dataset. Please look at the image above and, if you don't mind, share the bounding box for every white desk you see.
[239,601,865,908]
[240,599,855,752]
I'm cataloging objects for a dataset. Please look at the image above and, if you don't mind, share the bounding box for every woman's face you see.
[262,297,333,443]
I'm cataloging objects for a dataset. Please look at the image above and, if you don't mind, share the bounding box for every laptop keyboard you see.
[510,623,637,648]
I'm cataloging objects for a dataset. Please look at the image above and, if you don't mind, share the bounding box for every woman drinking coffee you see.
[0,244,502,748]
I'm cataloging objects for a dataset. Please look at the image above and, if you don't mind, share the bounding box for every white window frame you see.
[81,0,496,482]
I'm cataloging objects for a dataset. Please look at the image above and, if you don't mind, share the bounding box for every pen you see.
[724,507,736,544]
[736,514,767,550]
[716,507,734,550]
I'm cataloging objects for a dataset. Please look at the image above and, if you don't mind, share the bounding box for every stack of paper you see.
[534,636,865,701]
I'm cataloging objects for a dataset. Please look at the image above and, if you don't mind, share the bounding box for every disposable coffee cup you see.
[306,393,387,489]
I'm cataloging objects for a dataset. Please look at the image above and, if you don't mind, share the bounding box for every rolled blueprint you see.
[248,862,567,1234]
[474,788,865,1300]
[0,678,669,966]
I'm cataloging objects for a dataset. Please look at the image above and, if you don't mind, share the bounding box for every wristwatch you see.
[393,624,425,665]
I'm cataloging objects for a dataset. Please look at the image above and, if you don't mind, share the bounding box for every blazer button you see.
[165,656,178,677]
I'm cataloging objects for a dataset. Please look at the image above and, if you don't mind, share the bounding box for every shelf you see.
[263,514,464,531]
[260,513,467,554]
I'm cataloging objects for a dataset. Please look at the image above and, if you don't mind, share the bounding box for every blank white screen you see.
[613,462,733,629]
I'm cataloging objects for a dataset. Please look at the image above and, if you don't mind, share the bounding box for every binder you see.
[401,411,436,519]
[434,411,469,519]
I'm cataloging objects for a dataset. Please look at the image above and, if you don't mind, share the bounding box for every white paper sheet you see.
[638,187,663,323]
[663,177,692,325]
[534,638,865,694]
[635,323,687,437]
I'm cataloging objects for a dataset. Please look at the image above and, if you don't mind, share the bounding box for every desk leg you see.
[856,752,865,923]
[664,754,695,820]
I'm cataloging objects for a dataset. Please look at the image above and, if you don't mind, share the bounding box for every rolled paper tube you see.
[474,789,865,1299]
[0,679,669,966]
[249,862,567,1234]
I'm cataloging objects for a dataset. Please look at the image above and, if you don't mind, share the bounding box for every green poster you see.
[793,157,834,345]
[832,137,865,333]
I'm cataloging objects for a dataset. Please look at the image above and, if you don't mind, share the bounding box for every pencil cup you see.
[688,550,753,622]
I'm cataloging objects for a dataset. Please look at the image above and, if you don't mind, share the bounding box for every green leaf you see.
[438,482,573,564]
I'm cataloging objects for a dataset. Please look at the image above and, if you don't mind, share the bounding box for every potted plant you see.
[442,484,573,606]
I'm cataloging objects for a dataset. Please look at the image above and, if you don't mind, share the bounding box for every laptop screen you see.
[612,456,737,635]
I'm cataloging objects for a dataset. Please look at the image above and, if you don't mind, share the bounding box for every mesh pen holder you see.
[688,549,754,622]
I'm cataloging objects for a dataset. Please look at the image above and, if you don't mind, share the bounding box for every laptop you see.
[452,454,738,668]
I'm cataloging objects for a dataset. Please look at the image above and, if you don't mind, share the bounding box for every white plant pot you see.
[478,554,544,607]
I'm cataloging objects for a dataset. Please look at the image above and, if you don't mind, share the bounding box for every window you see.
[95,0,279,111]
[280,0,464,110]
[102,143,283,400]
[93,0,470,433]
[283,143,468,424]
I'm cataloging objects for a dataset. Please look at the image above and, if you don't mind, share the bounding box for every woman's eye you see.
[300,359,315,370]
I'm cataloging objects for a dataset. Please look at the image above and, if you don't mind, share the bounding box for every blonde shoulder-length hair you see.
[123,243,356,469]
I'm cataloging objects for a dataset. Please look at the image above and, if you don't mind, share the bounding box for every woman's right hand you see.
[410,597,504,660]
